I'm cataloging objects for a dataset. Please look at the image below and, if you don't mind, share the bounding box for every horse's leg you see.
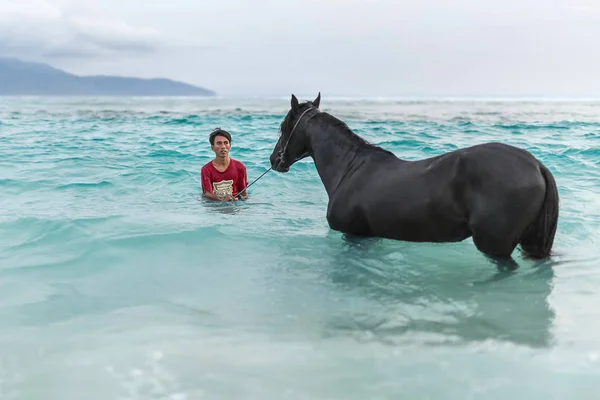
[466,183,543,270]
[485,253,520,271]
[342,232,370,244]
[469,219,521,270]
[341,233,381,251]
[473,236,520,270]
[327,200,372,237]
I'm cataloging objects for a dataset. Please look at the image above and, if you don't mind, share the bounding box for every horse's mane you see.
[279,104,394,157]
[321,113,371,147]
[278,107,297,138]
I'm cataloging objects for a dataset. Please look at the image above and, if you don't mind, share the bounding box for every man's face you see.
[212,135,231,158]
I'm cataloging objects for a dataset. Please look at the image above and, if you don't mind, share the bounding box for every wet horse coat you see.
[270,94,559,265]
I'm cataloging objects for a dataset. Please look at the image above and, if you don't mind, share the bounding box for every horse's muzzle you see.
[271,153,289,172]
[273,158,289,172]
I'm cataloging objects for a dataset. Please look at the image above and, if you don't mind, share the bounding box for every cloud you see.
[0,0,161,59]
[3,0,599,96]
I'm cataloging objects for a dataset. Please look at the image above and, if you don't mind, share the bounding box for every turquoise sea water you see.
[1,97,600,399]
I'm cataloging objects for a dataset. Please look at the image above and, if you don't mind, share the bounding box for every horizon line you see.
[2,94,600,102]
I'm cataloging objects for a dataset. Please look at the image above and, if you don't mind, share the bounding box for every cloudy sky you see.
[1,0,599,97]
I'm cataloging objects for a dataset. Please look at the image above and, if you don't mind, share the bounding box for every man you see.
[201,128,249,201]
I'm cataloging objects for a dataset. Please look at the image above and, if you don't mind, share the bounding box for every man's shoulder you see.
[201,160,214,173]
[230,158,246,168]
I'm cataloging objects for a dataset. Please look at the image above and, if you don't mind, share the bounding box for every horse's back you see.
[457,142,542,175]
[455,142,546,198]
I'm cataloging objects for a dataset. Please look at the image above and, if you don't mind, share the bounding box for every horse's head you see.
[270,92,321,172]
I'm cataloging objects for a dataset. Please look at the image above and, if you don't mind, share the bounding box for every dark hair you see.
[209,128,232,145]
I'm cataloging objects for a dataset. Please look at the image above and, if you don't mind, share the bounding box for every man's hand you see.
[204,192,236,201]
[234,190,249,199]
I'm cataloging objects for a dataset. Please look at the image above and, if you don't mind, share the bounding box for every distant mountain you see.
[0,58,216,96]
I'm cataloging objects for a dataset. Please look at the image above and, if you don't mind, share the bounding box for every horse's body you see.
[270,94,559,265]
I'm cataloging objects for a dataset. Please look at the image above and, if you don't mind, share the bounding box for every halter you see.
[232,106,319,198]
[278,106,320,165]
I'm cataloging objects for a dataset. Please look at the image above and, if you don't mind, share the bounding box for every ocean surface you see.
[1,96,599,399]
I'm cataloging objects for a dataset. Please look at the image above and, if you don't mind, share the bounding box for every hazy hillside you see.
[0,58,216,96]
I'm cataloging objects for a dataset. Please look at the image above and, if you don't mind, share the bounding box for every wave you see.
[54,180,114,190]
[0,178,57,191]
[103,225,229,248]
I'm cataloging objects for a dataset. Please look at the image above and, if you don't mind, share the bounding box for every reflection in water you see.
[279,232,556,349]
[198,195,248,215]
[330,235,556,348]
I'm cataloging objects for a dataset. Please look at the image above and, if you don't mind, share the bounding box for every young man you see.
[201,128,249,201]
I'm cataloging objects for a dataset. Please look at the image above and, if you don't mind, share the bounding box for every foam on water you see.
[1,97,600,399]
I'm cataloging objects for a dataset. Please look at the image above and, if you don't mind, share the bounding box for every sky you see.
[1,0,599,97]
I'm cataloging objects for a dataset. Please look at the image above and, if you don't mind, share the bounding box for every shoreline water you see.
[1,97,599,399]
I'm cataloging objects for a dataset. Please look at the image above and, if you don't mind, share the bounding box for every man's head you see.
[209,128,232,159]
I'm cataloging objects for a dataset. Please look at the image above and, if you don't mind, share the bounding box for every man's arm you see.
[204,191,233,201]
[201,166,222,201]
[236,164,250,199]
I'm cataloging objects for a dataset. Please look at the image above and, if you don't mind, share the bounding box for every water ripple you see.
[1,97,600,398]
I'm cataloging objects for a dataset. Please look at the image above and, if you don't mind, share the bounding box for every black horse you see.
[270,93,559,267]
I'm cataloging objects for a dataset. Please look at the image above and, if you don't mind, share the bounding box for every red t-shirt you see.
[201,158,248,198]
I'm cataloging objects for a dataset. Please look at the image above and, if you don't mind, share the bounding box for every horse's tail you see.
[520,163,559,259]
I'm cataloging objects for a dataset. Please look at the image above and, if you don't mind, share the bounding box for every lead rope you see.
[232,166,272,198]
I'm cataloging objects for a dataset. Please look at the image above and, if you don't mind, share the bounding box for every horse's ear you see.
[313,92,321,108]
[291,94,299,112]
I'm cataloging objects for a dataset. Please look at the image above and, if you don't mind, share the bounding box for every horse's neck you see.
[308,123,362,197]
